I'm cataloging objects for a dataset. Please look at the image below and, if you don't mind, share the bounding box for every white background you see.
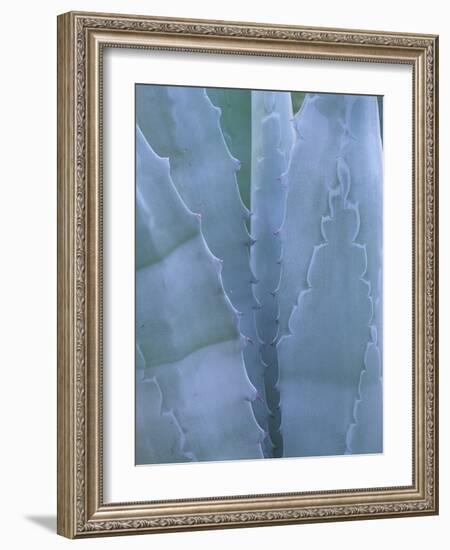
[0,0,447,548]
[104,50,412,502]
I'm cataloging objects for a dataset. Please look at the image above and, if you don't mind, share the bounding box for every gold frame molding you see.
[57,11,439,539]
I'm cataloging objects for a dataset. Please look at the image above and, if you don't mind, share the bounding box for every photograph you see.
[135,85,384,465]
[0,0,444,546]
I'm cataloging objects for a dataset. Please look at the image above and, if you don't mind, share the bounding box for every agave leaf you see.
[206,88,252,209]
[277,94,383,457]
[135,127,264,463]
[342,96,383,356]
[332,96,383,450]
[250,90,294,456]
[136,85,269,445]
[346,331,383,454]
[291,91,306,115]
[276,94,351,340]
[136,345,193,464]
[278,186,372,457]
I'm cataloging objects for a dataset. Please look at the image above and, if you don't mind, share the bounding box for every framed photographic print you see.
[57,11,439,538]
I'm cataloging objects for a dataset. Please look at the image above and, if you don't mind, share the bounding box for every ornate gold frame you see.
[57,11,439,538]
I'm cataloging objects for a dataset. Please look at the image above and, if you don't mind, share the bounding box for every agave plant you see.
[135,84,383,463]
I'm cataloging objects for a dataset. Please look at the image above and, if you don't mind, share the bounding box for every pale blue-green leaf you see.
[250,90,294,456]
[206,88,252,209]
[346,336,383,454]
[278,190,372,457]
[135,127,264,463]
[136,85,267,441]
[334,96,383,450]
[277,93,351,339]
[136,345,194,464]
[152,340,265,461]
[341,95,383,356]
